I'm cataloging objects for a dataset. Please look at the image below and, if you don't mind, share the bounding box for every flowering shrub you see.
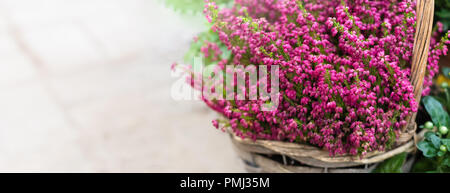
[177,0,450,156]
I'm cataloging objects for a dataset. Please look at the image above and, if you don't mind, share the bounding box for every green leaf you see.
[422,96,450,127]
[426,132,441,149]
[443,68,450,79]
[417,141,438,158]
[442,157,450,167]
[412,157,436,173]
[438,151,446,157]
[442,139,450,149]
[425,131,435,139]
[445,89,450,111]
[424,132,441,148]
[434,94,447,108]
[373,153,407,173]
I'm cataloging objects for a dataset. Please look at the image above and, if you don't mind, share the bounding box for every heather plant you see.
[175,0,450,156]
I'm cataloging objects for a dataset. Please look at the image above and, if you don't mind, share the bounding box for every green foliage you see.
[422,96,450,127]
[418,133,440,158]
[165,0,233,67]
[412,157,436,173]
[442,67,450,79]
[436,0,450,31]
[432,74,450,110]
[373,153,407,173]
[161,0,233,15]
[413,91,450,173]
[415,133,450,172]
[163,0,205,14]
[183,28,231,67]
[443,138,450,148]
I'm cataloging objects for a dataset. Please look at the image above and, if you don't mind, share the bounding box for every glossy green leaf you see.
[442,139,450,149]
[424,132,441,149]
[444,68,450,79]
[373,153,407,173]
[425,131,435,139]
[429,133,441,149]
[423,96,450,127]
[417,141,438,158]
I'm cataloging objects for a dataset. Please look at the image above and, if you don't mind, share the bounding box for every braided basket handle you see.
[403,0,435,132]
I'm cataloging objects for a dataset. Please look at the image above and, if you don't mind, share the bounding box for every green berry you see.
[439,126,449,135]
[442,82,449,89]
[424,121,434,130]
[440,145,447,153]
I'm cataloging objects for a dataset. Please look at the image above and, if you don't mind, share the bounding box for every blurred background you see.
[0,0,243,172]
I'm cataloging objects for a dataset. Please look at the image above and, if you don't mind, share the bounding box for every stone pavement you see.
[0,0,244,172]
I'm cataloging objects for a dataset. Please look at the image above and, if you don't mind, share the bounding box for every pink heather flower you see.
[170,63,177,71]
[212,120,219,129]
[179,0,450,156]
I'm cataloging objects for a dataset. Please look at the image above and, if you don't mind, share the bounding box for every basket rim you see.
[227,126,425,168]
[239,153,416,173]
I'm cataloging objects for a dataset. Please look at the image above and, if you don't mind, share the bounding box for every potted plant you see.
[174,0,450,172]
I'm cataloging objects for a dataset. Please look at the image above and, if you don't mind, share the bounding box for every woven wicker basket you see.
[227,0,435,173]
